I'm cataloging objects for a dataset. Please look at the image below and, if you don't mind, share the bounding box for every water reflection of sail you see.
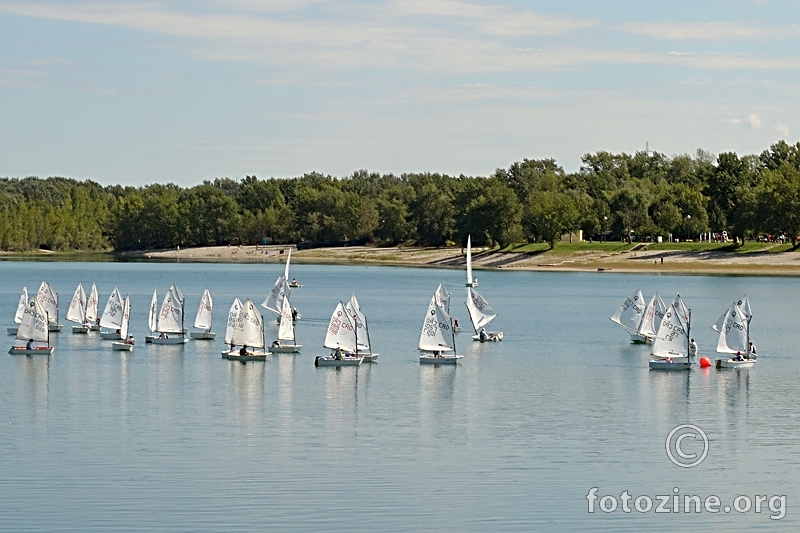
[419,364,457,439]
[229,360,265,426]
[16,354,50,425]
[277,353,296,437]
[322,367,360,440]
[646,369,692,422]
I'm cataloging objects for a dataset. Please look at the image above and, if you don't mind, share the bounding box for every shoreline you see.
[112,244,800,276]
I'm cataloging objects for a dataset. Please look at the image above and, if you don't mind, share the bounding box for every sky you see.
[2,0,800,187]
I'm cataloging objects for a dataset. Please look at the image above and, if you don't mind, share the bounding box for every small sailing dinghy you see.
[7,286,28,335]
[86,283,100,331]
[220,298,243,358]
[419,290,462,364]
[66,283,90,333]
[37,281,63,332]
[145,289,158,342]
[99,287,125,339]
[9,298,54,355]
[190,288,216,340]
[648,294,695,370]
[315,302,363,367]
[111,296,134,351]
[270,296,302,353]
[345,293,378,361]
[610,289,646,343]
[152,285,189,344]
[466,287,503,342]
[636,292,666,344]
[465,235,478,287]
[224,299,270,361]
[714,298,755,369]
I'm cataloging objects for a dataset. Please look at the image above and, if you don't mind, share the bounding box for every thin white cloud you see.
[730,114,763,129]
[0,68,45,88]
[621,21,800,42]
[775,123,790,136]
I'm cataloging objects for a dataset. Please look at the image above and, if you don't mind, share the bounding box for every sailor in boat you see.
[239,344,251,356]
[26,338,34,350]
[229,342,235,353]
[272,339,282,348]
[479,327,488,341]
[454,319,459,329]
[292,307,299,322]
[159,332,168,339]
[333,346,344,360]
[433,350,441,358]
[689,338,698,353]
[734,351,744,361]
[292,278,298,286]
[125,335,135,346]
[95,317,101,327]
[749,342,757,357]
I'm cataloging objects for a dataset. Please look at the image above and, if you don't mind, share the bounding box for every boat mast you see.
[451,316,457,356]
[687,309,692,357]
[363,315,372,354]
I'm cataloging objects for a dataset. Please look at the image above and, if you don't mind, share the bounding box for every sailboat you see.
[270,296,303,353]
[66,283,89,333]
[220,297,243,357]
[466,287,503,342]
[86,283,100,331]
[648,294,695,370]
[465,235,478,287]
[99,287,125,339]
[190,288,215,340]
[152,284,189,344]
[344,293,378,361]
[224,299,270,361]
[111,295,134,351]
[284,248,302,287]
[7,286,28,335]
[610,289,647,343]
[419,290,461,364]
[9,298,54,355]
[315,302,363,367]
[144,289,158,342]
[636,292,666,344]
[714,298,756,369]
[36,281,63,332]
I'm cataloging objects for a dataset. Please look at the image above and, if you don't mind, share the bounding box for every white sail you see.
[714,295,752,332]
[36,281,58,323]
[344,293,371,351]
[466,287,497,331]
[13,286,28,324]
[16,298,49,342]
[148,289,158,333]
[278,296,295,342]
[466,235,473,285]
[419,294,455,352]
[637,292,666,338]
[651,294,690,357]
[284,248,292,280]
[194,288,213,330]
[262,276,289,314]
[323,302,357,351]
[231,299,264,348]
[85,283,99,323]
[715,301,749,354]
[65,283,87,325]
[120,295,131,339]
[100,287,124,329]
[171,284,185,305]
[610,289,645,333]
[434,282,451,315]
[157,287,184,334]
[225,298,243,344]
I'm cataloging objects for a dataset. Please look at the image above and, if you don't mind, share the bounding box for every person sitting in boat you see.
[749,342,757,356]
[479,328,488,341]
[95,317,101,326]
[433,350,441,358]
[689,338,698,353]
[291,307,299,321]
[116,328,121,335]
[454,319,459,329]
[334,346,344,360]
[26,338,34,350]
[229,343,235,352]
[158,332,167,339]
[292,278,298,285]
[240,344,250,356]
[734,351,744,361]
[272,339,282,348]
[125,335,135,346]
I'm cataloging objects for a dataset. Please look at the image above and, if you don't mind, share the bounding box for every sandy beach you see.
[131,243,800,276]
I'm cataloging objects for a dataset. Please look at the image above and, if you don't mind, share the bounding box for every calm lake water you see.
[0,260,797,531]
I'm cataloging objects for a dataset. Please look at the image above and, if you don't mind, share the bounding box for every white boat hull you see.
[270,344,302,353]
[224,350,269,361]
[314,355,363,367]
[99,331,123,340]
[151,336,189,345]
[649,357,693,370]
[111,341,134,351]
[360,352,379,362]
[289,283,302,288]
[189,331,216,340]
[7,326,18,335]
[472,332,503,342]
[48,324,63,332]
[72,325,90,334]
[420,354,463,364]
[716,358,756,369]
[145,335,154,343]
[9,346,54,355]
[90,324,101,331]
[630,333,648,344]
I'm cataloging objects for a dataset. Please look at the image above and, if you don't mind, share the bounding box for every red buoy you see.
[699,356,711,368]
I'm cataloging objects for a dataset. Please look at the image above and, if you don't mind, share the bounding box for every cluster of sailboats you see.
[611,290,756,370]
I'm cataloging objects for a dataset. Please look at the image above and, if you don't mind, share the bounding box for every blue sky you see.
[2,0,800,186]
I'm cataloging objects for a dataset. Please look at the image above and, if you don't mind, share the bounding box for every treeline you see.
[2,140,800,252]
